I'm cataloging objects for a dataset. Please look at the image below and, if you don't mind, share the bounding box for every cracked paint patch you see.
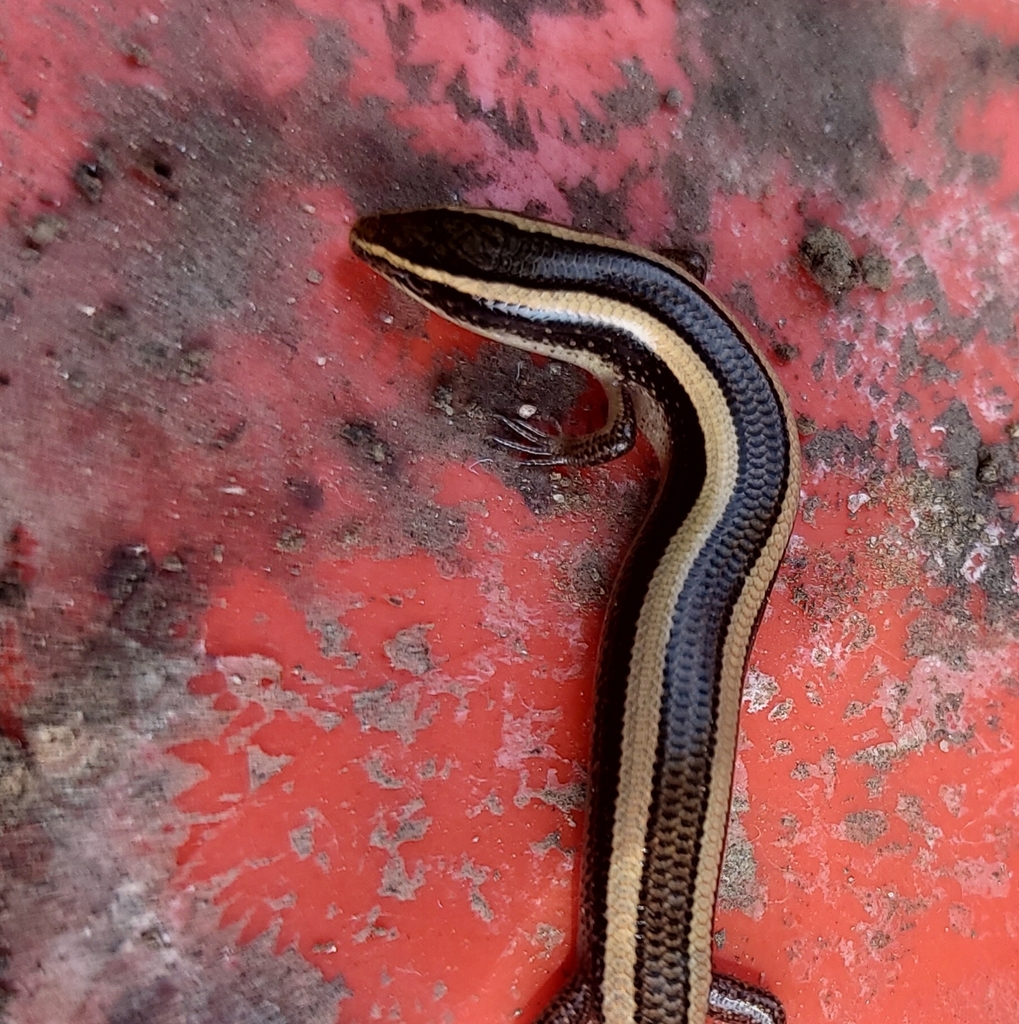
[4,0,1019,1021]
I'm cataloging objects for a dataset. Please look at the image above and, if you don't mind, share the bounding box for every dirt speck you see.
[903,401,1019,632]
[718,813,760,912]
[310,617,359,667]
[860,250,893,291]
[446,66,537,152]
[842,809,889,846]
[401,502,467,558]
[130,141,180,199]
[802,421,879,475]
[562,177,630,238]
[456,857,494,922]
[72,160,107,203]
[286,477,325,511]
[0,560,29,609]
[98,545,200,653]
[352,681,431,744]
[370,800,431,901]
[362,756,405,790]
[336,420,395,468]
[566,548,611,606]
[598,58,659,128]
[276,526,306,553]
[99,545,153,600]
[351,905,398,944]
[289,824,314,859]
[0,736,32,824]
[378,855,427,900]
[383,624,436,676]
[23,213,69,250]
[516,776,586,814]
[245,747,292,790]
[799,226,860,301]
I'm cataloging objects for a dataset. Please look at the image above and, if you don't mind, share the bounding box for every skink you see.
[349,208,800,1024]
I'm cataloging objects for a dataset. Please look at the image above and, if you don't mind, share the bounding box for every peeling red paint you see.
[3,0,1019,1022]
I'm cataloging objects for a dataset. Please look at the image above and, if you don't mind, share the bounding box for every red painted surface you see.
[2,2,1019,1023]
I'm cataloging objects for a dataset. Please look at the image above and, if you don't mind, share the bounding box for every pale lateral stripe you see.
[684,317,800,1024]
[470,286,742,1024]
[456,288,742,1024]
[683,430,799,1024]
[473,290,742,1024]
[355,237,782,1023]
[602,323,739,1024]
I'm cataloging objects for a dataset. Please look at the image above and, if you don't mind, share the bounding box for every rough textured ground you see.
[2,1,1019,1022]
